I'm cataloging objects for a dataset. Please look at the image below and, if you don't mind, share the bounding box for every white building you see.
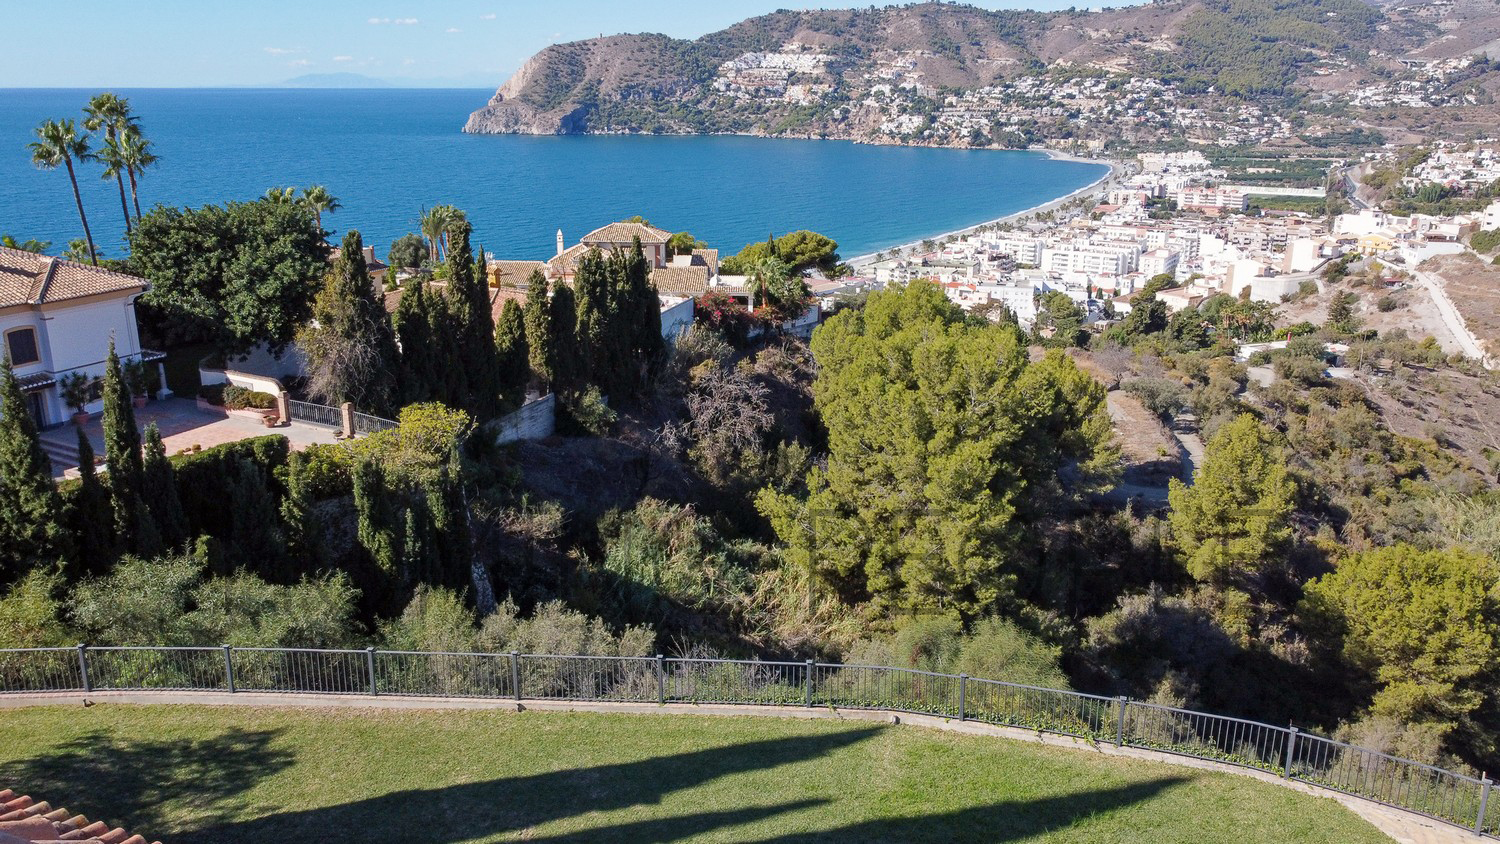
[0,247,165,428]
[1139,249,1180,279]
[1171,188,1249,214]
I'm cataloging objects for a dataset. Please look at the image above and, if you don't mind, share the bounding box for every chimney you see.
[556,229,565,258]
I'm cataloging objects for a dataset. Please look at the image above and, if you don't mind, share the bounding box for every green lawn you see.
[0,705,1390,843]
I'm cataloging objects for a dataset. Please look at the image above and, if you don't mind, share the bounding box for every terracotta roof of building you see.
[0,786,159,844]
[546,243,592,277]
[581,222,672,245]
[0,248,147,309]
[691,248,719,275]
[489,286,528,324]
[650,265,712,297]
[487,260,546,288]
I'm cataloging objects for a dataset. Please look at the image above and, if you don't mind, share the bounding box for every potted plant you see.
[124,359,150,408]
[59,372,92,425]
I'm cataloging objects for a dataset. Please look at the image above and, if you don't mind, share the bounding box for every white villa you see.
[0,247,165,428]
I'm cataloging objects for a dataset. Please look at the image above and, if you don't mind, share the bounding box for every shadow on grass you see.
[0,727,294,833]
[515,778,1187,843]
[177,726,881,843]
[747,777,1191,843]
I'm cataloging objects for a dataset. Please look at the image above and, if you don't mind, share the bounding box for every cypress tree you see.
[573,248,610,392]
[101,341,146,552]
[549,283,580,394]
[68,425,115,572]
[625,237,665,383]
[0,358,68,581]
[522,270,553,391]
[140,422,186,548]
[494,299,529,411]
[395,279,437,405]
[301,230,402,417]
[279,450,321,579]
[443,220,502,419]
[353,457,398,574]
[223,457,283,573]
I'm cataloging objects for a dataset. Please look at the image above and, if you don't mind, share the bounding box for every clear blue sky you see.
[2,0,1112,88]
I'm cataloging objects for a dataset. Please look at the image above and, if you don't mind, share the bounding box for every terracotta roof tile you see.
[487,260,545,288]
[0,788,158,844]
[581,221,672,245]
[650,265,712,296]
[0,247,146,308]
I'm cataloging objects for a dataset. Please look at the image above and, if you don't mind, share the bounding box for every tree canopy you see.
[130,198,327,354]
[758,281,1113,616]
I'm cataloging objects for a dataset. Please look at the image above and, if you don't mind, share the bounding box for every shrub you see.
[299,443,355,499]
[199,383,277,410]
[559,386,616,436]
[1377,295,1398,312]
[1122,377,1189,420]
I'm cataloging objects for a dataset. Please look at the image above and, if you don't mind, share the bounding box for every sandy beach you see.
[845,150,1122,270]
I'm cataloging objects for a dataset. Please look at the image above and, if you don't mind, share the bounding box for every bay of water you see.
[0,88,1106,262]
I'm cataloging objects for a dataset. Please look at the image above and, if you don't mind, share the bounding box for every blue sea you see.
[0,88,1107,262]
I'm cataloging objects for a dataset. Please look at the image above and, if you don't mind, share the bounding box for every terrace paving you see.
[39,397,343,478]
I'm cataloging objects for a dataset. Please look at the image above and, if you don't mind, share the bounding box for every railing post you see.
[804,659,815,708]
[76,644,91,693]
[1477,777,1492,836]
[656,655,666,705]
[365,647,378,696]
[1283,727,1299,778]
[958,674,968,722]
[340,401,355,439]
[223,645,235,693]
[1117,696,1128,747]
[510,651,521,702]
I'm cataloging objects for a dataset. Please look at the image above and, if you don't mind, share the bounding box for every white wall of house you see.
[1,294,145,426]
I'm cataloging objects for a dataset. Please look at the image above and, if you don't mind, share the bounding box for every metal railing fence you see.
[286,399,340,429]
[2,645,1492,836]
[351,411,398,436]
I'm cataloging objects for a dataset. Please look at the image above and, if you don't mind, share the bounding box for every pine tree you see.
[0,358,68,581]
[299,230,402,417]
[101,341,147,552]
[549,283,580,394]
[140,422,186,549]
[495,298,530,411]
[522,270,553,391]
[394,278,438,405]
[68,425,115,572]
[443,220,502,418]
[1168,413,1295,583]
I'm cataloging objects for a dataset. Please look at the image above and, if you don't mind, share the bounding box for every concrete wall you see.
[495,393,556,445]
[660,297,695,342]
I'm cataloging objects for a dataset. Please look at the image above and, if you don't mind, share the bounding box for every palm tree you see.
[1,235,51,253]
[264,186,298,205]
[98,135,134,234]
[419,205,466,263]
[29,118,97,265]
[301,184,340,233]
[116,127,159,221]
[62,239,97,263]
[83,93,139,235]
[747,256,790,312]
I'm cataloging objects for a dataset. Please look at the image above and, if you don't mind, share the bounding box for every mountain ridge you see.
[464,0,1500,152]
